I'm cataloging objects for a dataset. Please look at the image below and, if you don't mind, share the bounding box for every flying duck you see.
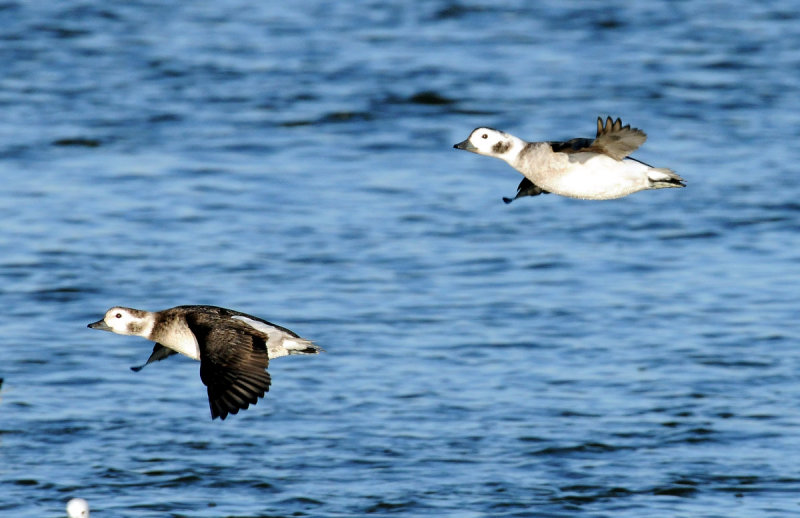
[88,305,322,420]
[454,116,684,201]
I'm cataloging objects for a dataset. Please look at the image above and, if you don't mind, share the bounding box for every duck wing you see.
[549,137,595,153]
[584,116,647,160]
[130,343,177,372]
[503,177,550,204]
[188,318,271,420]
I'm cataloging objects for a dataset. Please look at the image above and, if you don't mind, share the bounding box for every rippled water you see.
[2,1,800,516]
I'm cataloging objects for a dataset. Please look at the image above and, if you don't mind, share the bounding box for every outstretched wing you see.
[503,177,550,204]
[587,116,646,160]
[188,318,271,420]
[130,343,178,372]
[549,119,646,161]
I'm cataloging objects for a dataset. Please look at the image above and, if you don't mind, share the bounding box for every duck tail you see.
[648,168,685,189]
[284,338,324,355]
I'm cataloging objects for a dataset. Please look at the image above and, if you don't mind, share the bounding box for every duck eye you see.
[481,134,488,139]
[115,313,122,318]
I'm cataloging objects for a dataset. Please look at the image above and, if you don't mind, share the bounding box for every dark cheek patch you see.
[492,141,511,154]
[129,322,143,334]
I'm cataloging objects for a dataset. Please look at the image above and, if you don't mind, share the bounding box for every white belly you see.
[537,155,651,200]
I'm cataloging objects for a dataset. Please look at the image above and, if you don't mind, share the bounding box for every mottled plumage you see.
[454,116,684,202]
[88,305,322,420]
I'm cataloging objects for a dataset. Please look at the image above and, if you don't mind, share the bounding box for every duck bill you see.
[453,139,477,152]
[88,320,112,331]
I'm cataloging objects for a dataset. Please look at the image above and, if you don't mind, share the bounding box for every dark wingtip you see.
[210,402,230,421]
[213,408,235,421]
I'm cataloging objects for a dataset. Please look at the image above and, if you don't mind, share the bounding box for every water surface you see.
[2,1,800,516]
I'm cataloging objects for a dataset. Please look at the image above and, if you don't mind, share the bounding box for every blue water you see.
[2,1,800,516]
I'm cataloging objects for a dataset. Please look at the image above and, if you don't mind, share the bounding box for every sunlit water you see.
[2,1,800,516]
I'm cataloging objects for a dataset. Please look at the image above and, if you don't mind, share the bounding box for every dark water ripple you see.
[2,1,800,517]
